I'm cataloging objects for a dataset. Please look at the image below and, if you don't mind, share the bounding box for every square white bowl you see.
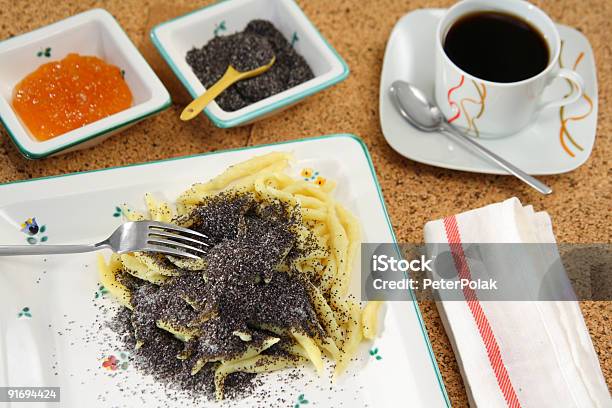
[0,9,171,159]
[151,0,349,128]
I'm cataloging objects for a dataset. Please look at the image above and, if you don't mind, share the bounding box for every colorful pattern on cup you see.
[558,42,594,157]
[446,76,488,137]
[435,0,585,137]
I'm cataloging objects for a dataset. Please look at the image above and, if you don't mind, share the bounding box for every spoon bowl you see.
[389,80,443,131]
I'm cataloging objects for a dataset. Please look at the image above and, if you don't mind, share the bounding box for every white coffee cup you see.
[434,0,584,137]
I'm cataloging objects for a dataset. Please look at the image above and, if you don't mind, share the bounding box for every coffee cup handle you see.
[537,68,585,111]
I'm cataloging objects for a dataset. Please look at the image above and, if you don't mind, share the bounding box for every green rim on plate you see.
[150,0,350,128]
[0,133,450,406]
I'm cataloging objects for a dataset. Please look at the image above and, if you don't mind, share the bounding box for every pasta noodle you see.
[98,152,384,399]
[362,301,383,340]
[334,300,363,378]
[97,254,132,309]
[290,329,324,376]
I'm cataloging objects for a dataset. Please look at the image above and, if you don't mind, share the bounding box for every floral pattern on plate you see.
[20,217,48,244]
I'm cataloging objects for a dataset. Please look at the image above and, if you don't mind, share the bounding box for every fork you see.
[0,221,209,259]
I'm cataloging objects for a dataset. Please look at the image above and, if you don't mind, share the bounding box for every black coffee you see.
[443,11,549,83]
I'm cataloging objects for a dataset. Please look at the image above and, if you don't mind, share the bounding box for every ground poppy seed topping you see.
[111,191,326,400]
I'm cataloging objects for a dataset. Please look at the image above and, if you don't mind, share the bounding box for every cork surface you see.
[0,0,610,405]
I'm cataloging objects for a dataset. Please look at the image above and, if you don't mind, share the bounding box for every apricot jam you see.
[12,53,133,141]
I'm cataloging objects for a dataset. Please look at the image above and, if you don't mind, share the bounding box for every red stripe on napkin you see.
[443,215,522,408]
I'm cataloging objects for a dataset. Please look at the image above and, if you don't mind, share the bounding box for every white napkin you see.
[424,197,611,408]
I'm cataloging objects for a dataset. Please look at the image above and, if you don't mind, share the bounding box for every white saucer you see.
[379,9,598,175]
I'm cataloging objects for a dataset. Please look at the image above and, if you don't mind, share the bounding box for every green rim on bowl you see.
[150,0,350,128]
[0,101,171,160]
[0,133,451,406]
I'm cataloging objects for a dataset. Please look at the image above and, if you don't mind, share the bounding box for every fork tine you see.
[146,238,207,255]
[148,230,210,247]
[143,244,201,260]
[146,221,209,240]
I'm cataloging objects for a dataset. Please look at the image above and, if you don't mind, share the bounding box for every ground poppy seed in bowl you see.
[185,20,315,112]
[229,34,275,72]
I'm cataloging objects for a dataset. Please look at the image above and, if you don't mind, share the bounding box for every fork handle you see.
[0,243,106,256]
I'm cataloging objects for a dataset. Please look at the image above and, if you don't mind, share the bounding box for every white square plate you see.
[151,0,349,128]
[380,9,598,175]
[0,9,171,159]
[0,134,449,407]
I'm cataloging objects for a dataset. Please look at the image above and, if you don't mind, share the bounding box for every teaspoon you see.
[389,80,552,195]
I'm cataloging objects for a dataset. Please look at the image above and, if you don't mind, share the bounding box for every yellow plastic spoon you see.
[180,56,276,121]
